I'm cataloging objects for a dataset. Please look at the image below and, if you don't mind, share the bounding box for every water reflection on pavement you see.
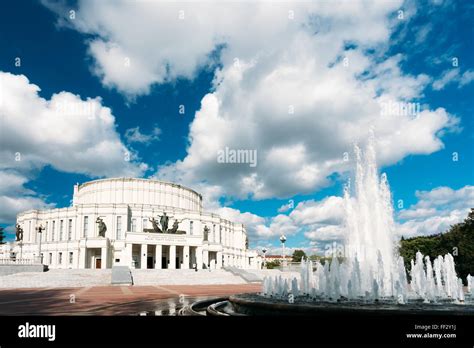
[91,296,214,316]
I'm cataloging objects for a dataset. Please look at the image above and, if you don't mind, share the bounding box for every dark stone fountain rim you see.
[228,293,474,316]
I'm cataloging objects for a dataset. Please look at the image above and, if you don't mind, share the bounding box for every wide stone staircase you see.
[0,269,113,288]
[223,266,262,283]
[227,268,301,282]
[130,269,250,285]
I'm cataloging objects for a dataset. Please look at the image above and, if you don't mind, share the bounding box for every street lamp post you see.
[279,235,287,269]
[36,224,45,264]
[262,247,267,269]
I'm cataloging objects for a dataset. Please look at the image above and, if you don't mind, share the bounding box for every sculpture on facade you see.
[167,220,180,233]
[203,226,209,242]
[15,224,24,242]
[159,212,173,233]
[144,214,186,234]
[167,220,186,234]
[96,217,107,237]
[147,217,163,233]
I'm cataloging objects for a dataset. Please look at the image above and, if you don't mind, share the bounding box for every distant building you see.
[3,178,261,270]
[264,255,292,263]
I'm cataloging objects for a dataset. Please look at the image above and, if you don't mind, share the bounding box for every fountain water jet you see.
[262,134,469,305]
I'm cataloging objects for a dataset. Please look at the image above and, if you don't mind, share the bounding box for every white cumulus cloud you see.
[397,185,474,237]
[125,126,161,145]
[0,71,147,223]
[432,68,474,90]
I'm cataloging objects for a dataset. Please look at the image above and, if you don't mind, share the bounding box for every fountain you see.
[198,133,474,316]
[261,135,468,305]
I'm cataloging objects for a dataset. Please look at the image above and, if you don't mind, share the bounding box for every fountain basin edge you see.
[228,293,474,316]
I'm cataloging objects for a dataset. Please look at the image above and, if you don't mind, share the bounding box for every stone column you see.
[51,251,57,268]
[73,250,79,269]
[182,245,190,269]
[155,244,162,269]
[203,249,209,269]
[101,247,107,269]
[124,243,133,268]
[140,244,147,269]
[169,245,176,269]
[216,251,223,269]
[79,248,86,269]
[196,246,203,269]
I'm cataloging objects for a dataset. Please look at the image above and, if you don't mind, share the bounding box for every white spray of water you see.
[263,134,467,303]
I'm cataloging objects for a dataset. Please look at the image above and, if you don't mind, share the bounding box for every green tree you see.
[399,208,474,282]
[265,260,281,269]
[0,227,6,244]
[292,249,307,262]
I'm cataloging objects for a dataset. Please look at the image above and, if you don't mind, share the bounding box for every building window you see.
[190,221,193,235]
[116,216,122,239]
[49,253,52,264]
[58,252,62,265]
[68,219,72,240]
[45,221,49,242]
[213,224,216,243]
[219,226,222,244]
[59,220,64,241]
[69,252,73,264]
[52,221,56,241]
[142,218,147,231]
[83,216,88,237]
[131,218,137,232]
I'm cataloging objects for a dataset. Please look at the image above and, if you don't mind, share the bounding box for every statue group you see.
[145,212,184,234]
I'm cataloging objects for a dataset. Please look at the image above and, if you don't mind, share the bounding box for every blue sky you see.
[0,0,473,254]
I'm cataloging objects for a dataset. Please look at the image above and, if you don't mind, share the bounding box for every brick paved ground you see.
[0,283,261,315]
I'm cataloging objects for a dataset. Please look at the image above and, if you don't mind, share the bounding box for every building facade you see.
[8,178,260,270]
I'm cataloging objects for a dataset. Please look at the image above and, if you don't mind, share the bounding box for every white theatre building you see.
[9,178,260,270]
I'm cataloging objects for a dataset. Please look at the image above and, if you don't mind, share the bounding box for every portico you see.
[126,241,212,270]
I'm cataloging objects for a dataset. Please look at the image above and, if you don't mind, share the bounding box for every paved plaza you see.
[0,283,261,315]
[0,269,301,315]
